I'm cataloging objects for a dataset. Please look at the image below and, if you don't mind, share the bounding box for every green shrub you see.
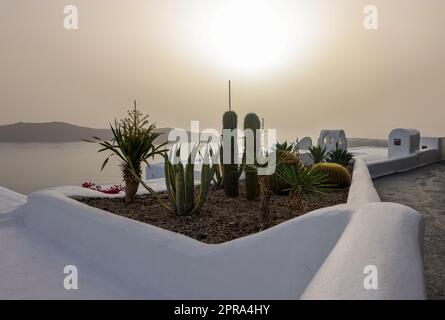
[309,145,328,164]
[327,144,353,166]
[270,145,302,195]
[276,165,330,209]
[85,101,167,204]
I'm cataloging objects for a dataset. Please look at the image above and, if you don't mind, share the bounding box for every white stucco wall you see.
[367,149,440,179]
[388,128,420,159]
[17,155,425,300]
[23,191,352,299]
[347,158,381,204]
[318,130,348,152]
[1,146,427,299]
[301,202,426,300]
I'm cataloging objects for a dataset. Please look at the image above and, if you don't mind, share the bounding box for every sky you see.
[1,0,445,140]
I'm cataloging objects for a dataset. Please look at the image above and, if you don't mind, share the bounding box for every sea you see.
[0,137,385,195]
[0,142,164,195]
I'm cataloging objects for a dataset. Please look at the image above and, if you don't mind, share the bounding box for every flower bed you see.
[77,183,348,244]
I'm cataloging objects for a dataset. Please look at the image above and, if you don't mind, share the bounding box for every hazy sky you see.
[1,0,445,140]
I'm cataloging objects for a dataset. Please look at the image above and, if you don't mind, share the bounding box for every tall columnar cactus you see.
[222,111,239,197]
[244,113,261,200]
[164,146,214,215]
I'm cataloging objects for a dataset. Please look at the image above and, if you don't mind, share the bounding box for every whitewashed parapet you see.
[23,191,352,299]
[347,157,380,204]
[301,202,426,300]
[367,149,440,179]
[21,182,426,299]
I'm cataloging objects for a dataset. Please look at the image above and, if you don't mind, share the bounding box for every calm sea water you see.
[0,142,164,195]
[0,131,328,194]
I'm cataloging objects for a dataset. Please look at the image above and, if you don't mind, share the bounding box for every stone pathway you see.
[374,162,445,300]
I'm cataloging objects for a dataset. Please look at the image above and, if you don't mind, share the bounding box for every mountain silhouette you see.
[0,121,171,143]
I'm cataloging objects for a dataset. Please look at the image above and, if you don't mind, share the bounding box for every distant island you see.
[0,122,171,143]
[0,121,388,147]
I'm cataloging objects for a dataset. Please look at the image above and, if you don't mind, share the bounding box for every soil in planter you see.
[77,184,348,244]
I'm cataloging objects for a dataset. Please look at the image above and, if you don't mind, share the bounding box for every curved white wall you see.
[347,158,381,204]
[301,202,426,300]
[368,149,440,179]
[20,154,426,300]
[23,191,352,299]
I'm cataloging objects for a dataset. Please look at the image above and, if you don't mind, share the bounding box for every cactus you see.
[164,145,214,215]
[309,162,351,187]
[243,113,261,200]
[222,111,239,197]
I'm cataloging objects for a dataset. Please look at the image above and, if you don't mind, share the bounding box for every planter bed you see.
[77,183,348,244]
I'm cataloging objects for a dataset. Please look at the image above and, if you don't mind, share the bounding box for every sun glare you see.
[208,1,290,72]
[188,0,319,74]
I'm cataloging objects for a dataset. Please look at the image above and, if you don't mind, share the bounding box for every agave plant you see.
[308,145,328,164]
[163,145,214,215]
[276,165,330,210]
[85,102,167,205]
[209,144,224,188]
[275,141,298,152]
[326,144,354,166]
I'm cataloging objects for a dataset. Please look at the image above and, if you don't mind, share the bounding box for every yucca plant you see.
[308,145,328,164]
[85,102,167,205]
[327,144,353,166]
[276,165,330,210]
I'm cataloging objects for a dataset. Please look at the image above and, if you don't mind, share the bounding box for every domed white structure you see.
[297,137,312,150]
[317,130,347,152]
[388,128,420,159]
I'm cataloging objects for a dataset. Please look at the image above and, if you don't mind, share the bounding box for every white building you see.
[318,130,347,152]
[388,128,420,159]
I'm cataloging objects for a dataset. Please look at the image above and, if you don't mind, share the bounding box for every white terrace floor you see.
[0,188,162,299]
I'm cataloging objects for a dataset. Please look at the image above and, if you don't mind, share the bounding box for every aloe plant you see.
[209,144,224,188]
[308,145,328,164]
[163,145,214,215]
[326,144,353,166]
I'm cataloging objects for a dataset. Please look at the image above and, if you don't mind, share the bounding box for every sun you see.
[207,0,292,73]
